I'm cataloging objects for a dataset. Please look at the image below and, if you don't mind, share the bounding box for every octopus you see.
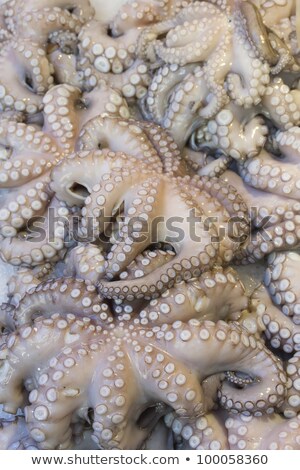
[239,127,300,200]
[136,0,290,147]
[189,77,300,171]
[0,83,131,267]
[0,278,287,449]
[0,417,38,450]
[0,0,300,453]
[0,0,95,113]
[225,411,300,450]
[220,170,300,263]
[190,103,268,164]
[50,120,249,299]
[77,1,195,101]
[54,243,250,325]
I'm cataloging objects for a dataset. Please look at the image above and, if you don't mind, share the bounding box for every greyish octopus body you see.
[60,242,249,325]
[219,169,300,264]
[0,277,287,449]
[0,0,299,453]
[77,1,195,101]
[189,77,300,173]
[0,417,38,450]
[0,83,131,267]
[0,0,95,113]
[137,0,293,148]
[50,127,249,299]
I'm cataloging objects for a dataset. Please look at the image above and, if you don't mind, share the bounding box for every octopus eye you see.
[68,182,90,200]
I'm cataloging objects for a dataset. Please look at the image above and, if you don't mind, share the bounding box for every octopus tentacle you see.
[0,175,53,238]
[252,284,300,354]
[5,0,94,27]
[42,84,81,153]
[0,314,101,412]
[0,418,38,450]
[262,77,300,130]
[167,411,228,450]
[51,149,154,207]
[79,20,139,75]
[192,155,233,179]
[79,83,131,122]
[281,352,300,418]
[14,7,83,44]
[118,248,174,281]
[0,40,53,114]
[153,68,209,147]
[144,63,195,125]
[0,198,71,267]
[80,57,151,101]
[64,244,106,284]
[238,220,300,264]
[109,0,187,36]
[226,412,300,449]
[158,319,286,414]
[0,119,61,187]
[129,119,186,176]
[264,251,300,323]
[48,45,83,87]
[238,147,300,201]
[138,267,248,325]
[276,126,300,163]
[191,105,268,161]
[240,1,278,67]
[227,8,270,108]
[26,359,87,449]
[78,117,159,160]
[104,175,163,280]
[7,264,53,307]
[43,83,131,155]
[77,116,175,173]
[12,277,109,328]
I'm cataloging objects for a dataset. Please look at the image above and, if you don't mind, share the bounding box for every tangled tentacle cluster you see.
[0,0,300,453]
[0,274,287,449]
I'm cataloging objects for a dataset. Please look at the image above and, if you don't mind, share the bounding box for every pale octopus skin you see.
[77,0,193,101]
[59,242,250,324]
[262,251,300,419]
[137,0,286,146]
[0,83,130,267]
[0,417,38,450]
[0,286,287,449]
[163,407,300,450]
[50,124,249,299]
[0,0,297,453]
[225,411,300,450]
[239,127,300,201]
[165,410,229,450]
[0,0,95,114]
[220,170,300,264]
[249,275,300,420]
[190,77,300,168]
